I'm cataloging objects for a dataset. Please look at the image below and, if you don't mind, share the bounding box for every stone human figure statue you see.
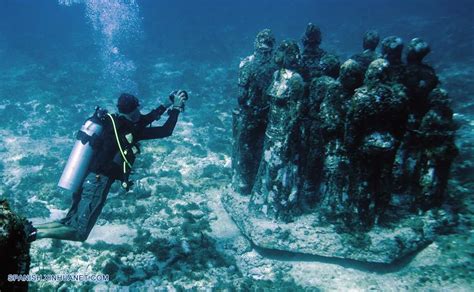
[299,23,324,81]
[224,27,459,265]
[403,38,439,118]
[351,30,380,72]
[300,23,340,81]
[343,58,409,228]
[250,41,305,219]
[309,69,354,208]
[392,39,456,210]
[301,60,364,223]
[381,36,406,83]
[232,29,277,195]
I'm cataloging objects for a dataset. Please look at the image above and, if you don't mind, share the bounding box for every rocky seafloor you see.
[0,29,473,290]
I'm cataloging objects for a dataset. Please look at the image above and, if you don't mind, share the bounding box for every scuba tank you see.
[58,107,107,192]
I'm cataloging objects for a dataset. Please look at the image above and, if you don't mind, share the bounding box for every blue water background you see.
[1,0,473,96]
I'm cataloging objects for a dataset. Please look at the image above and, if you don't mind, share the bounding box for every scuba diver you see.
[25,90,188,242]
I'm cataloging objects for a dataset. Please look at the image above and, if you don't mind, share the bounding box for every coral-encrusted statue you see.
[250,41,305,219]
[225,25,458,263]
[232,29,277,195]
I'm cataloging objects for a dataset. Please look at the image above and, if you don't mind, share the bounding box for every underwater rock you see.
[225,25,458,264]
[232,29,278,195]
[0,200,31,291]
[250,40,305,219]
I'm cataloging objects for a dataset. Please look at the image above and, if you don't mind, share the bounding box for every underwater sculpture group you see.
[225,24,458,263]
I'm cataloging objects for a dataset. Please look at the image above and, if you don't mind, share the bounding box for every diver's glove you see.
[170,90,188,112]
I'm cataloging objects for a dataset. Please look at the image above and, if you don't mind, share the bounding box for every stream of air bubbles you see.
[59,0,142,94]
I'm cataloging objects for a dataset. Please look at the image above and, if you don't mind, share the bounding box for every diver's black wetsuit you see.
[60,106,180,241]
[90,106,180,179]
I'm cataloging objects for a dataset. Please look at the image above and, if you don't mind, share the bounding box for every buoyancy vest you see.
[106,113,141,190]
